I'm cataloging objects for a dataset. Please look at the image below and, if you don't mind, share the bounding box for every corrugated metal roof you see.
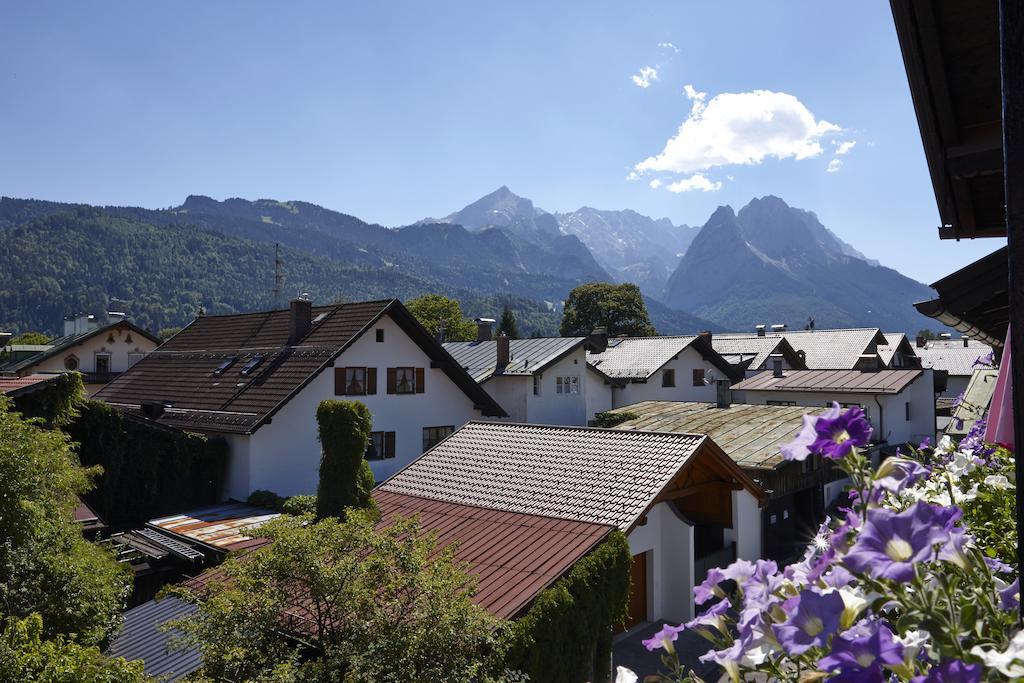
[443,337,585,382]
[606,400,829,469]
[732,369,923,394]
[107,597,201,681]
[379,421,708,530]
[586,336,698,380]
[947,369,999,437]
[375,491,612,619]
[916,344,994,376]
[0,373,61,396]
[148,503,280,552]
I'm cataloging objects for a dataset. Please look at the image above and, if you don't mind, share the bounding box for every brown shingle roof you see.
[95,299,504,432]
[732,369,923,394]
[380,421,714,530]
[0,373,62,397]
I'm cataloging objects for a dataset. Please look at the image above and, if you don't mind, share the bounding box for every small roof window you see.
[240,354,265,376]
[212,356,237,376]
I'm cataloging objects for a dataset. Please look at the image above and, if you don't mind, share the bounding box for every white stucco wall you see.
[584,370,614,423]
[729,489,762,561]
[226,314,484,500]
[612,346,722,408]
[627,502,695,623]
[942,375,970,401]
[522,349,588,426]
[480,376,529,423]
[33,328,156,375]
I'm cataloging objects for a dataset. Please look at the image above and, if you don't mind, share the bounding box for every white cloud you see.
[666,173,722,193]
[827,158,843,173]
[631,66,658,88]
[649,178,663,189]
[634,86,841,179]
[834,140,856,155]
[657,42,679,53]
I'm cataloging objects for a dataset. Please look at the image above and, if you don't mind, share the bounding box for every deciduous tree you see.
[559,283,656,337]
[405,294,476,341]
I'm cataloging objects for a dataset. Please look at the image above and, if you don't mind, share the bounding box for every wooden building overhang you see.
[914,246,1008,347]
[891,0,1005,239]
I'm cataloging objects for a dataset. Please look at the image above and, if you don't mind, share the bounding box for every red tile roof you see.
[0,373,62,397]
[732,369,924,394]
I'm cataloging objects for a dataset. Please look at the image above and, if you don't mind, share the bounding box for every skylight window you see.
[313,312,329,324]
[212,356,237,376]
[240,354,265,375]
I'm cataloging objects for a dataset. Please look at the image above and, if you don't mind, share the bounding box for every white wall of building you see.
[523,349,588,426]
[728,489,762,561]
[584,370,614,423]
[612,346,722,409]
[627,502,695,623]
[942,375,971,401]
[226,314,484,500]
[33,326,156,375]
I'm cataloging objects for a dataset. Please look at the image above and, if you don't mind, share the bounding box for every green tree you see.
[0,397,131,646]
[405,294,476,341]
[10,332,50,345]
[169,512,500,683]
[315,400,375,520]
[917,329,938,341]
[559,283,656,337]
[156,326,181,341]
[497,304,519,340]
[0,614,149,682]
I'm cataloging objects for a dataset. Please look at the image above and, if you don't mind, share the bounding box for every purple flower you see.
[912,659,983,683]
[818,623,904,680]
[918,437,931,450]
[772,589,844,655]
[973,350,994,368]
[693,567,726,605]
[811,405,873,460]
[641,622,685,652]
[874,456,929,494]
[781,411,827,462]
[986,556,1013,574]
[843,502,955,582]
[937,528,971,570]
[1000,579,1020,611]
[685,597,731,635]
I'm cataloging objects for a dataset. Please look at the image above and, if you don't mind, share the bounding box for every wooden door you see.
[623,552,648,631]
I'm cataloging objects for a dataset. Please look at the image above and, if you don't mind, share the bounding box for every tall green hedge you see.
[66,400,228,529]
[315,399,375,520]
[10,372,84,428]
[502,531,632,683]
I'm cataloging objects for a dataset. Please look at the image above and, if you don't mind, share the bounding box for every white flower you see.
[985,474,1013,490]
[936,435,955,454]
[970,630,1024,677]
[613,666,638,683]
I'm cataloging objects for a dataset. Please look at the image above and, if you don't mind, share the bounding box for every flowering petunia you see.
[685,597,731,637]
[874,456,929,494]
[1000,578,1020,611]
[771,589,844,655]
[843,501,955,582]
[818,622,904,681]
[693,567,726,605]
[699,638,744,683]
[911,659,983,683]
[641,622,685,653]
[970,630,1024,678]
[781,412,827,462]
[937,528,971,570]
[613,666,638,683]
[810,404,873,460]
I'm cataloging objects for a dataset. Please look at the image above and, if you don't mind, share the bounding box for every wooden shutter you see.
[334,368,346,395]
[384,432,396,458]
[366,368,377,395]
[386,368,397,394]
[415,367,425,393]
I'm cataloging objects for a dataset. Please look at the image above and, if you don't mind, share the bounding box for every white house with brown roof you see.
[732,368,936,447]
[915,338,993,399]
[379,421,765,625]
[95,299,505,501]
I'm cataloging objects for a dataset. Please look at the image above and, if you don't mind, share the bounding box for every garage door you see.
[623,552,648,631]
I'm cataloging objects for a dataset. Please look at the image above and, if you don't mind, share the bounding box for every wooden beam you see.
[658,480,741,502]
[1000,0,1024,623]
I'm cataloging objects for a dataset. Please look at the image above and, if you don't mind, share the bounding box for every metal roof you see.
[606,401,829,470]
[732,369,924,394]
[915,344,994,376]
[586,336,697,380]
[375,491,612,619]
[443,337,585,382]
[107,597,201,681]
[148,503,280,552]
[946,368,999,437]
[381,421,720,530]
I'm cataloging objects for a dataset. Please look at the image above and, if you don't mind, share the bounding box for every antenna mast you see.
[272,242,285,309]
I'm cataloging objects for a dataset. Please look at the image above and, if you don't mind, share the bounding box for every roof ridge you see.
[464,419,709,440]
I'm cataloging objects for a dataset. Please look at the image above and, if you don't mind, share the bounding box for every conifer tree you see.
[315,400,375,520]
[497,304,519,339]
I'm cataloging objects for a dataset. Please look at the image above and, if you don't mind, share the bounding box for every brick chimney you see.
[915,335,926,348]
[699,329,712,345]
[586,326,609,353]
[496,333,510,371]
[755,324,766,337]
[476,318,495,342]
[770,353,784,378]
[963,337,969,348]
[290,297,312,343]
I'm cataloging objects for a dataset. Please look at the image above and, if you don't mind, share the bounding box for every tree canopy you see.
[10,331,50,345]
[559,282,656,337]
[497,304,519,340]
[405,294,477,341]
[170,512,500,683]
[315,400,375,520]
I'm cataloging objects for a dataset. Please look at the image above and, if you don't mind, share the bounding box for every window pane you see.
[396,367,415,394]
[346,367,365,394]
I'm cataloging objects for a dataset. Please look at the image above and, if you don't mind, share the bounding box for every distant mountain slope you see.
[662,196,935,333]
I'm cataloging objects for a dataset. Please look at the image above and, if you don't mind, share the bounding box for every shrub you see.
[315,400,374,520]
[593,411,639,429]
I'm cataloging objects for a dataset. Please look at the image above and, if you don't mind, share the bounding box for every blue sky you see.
[0,1,1004,283]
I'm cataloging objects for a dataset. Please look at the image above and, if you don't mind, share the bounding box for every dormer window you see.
[240,355,265,375]
[213,356,237,376]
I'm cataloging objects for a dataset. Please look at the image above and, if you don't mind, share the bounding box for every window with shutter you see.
[344,367,367,395]
[393,367,416,394]
[366,431,396,460]
[415,367,425,393]
[334,368,346,395]
[366,367,377,394]
[386,368,397,394]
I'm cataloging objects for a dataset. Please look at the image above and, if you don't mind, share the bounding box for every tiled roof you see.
[107,596,201,681]
[711,335,791,370]
[916,344,994,376]
[1,320,160,374]
[0,373,62,397]
[780,329,886,369]
[444,337,585,382]
[95,300,504,433]
[732,369,923,394]
[877,333,908,366]
[379,421,709,530]
[375,491,611,619]
[148,503,280,552]
[586,336,696,380]
[607,401,829,469]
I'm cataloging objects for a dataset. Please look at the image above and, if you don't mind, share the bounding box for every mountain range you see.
[0,188,935,338]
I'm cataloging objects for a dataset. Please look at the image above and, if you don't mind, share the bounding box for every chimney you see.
[290,296,312,343]
[475,318,495,342]
[755,324,766,337]
[496,333,510,370]
[770,353,784,378]
[963,337,969,348]
[771,323,787,333]
[435,320,446,344]
[939,332,952,340]
[586,326,609,354]
[715,379,732,408]
[915,335,926,348]
[699,329,712,346]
